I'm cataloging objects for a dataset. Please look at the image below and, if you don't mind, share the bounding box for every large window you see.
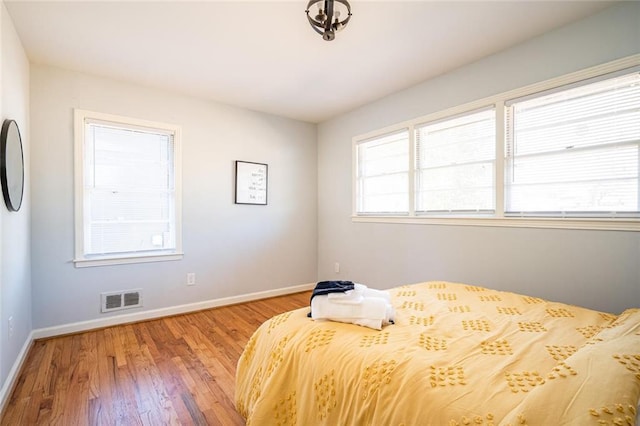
[355,130,409,214]
[74,110,183,267]
[505,71,640,217]
[352,57,640,231]
[415,109,495,214]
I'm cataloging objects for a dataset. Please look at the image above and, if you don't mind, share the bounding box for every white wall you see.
[0,1,31,392]
[30,65,317,328]
[317,2,640,314]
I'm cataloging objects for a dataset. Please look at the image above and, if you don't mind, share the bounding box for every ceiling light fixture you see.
[305,0,352,41]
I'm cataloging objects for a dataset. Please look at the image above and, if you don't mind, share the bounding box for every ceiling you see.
[5,0,616,123]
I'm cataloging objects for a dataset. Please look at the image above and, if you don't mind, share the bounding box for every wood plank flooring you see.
[1,291,311,425]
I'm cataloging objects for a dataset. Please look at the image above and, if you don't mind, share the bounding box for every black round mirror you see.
[1,119,25,212]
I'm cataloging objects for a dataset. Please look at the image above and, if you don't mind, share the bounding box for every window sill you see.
[74,252,184,268]
[351,215,640,232]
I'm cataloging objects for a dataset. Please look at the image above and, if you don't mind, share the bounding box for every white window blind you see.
[415,109,495,213]
[77,113,181,263]
[505,70,640,217]
[356,130,409,214]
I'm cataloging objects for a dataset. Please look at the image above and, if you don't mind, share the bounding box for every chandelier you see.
[305,0,352,41]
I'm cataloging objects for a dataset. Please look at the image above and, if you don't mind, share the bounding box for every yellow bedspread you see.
[235,282,640,425]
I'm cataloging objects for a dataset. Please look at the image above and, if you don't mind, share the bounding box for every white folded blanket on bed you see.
[326,283,391,303]
[311,284,395,330]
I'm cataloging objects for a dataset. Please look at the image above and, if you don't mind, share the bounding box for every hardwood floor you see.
[1,291,311,425]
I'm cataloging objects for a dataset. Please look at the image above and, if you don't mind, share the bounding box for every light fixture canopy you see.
[305,0,352,41]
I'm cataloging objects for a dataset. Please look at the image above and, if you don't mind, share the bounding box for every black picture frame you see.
[235,161,268,205]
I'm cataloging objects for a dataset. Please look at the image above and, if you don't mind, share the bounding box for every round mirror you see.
[1,119,25,212]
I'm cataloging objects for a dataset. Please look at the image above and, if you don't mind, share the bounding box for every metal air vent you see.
[101,289,143,313]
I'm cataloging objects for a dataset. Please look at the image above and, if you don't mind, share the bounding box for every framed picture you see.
[235,161,268,205]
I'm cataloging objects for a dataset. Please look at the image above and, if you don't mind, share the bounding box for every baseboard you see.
[32,282,315,340]
[0,330,35,415]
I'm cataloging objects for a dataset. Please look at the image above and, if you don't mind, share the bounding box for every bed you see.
[235,281,640,425]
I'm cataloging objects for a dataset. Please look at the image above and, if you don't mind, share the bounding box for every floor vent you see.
[101,289,143,313]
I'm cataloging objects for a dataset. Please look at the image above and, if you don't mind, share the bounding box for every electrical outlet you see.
[334,262,340,273]
[8,316,14,339]
[187,272,196,286]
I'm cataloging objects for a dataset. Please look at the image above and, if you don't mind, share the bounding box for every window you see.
[415,109,495,214]
[74,110,183,267]
[355,130,409,214]
[352,56,640,231]
[506,71,640,217]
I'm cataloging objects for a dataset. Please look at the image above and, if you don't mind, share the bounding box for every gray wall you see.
[0,2,31,389]
[317,2,640,314]
[30,65,318,328]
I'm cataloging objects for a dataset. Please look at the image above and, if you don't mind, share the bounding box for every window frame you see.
[414,107,497,215]
[354,128,411,216]
[352,54,640,232]
[74,109,184,267]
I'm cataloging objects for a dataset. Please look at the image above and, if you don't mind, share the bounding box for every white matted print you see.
[235,161,268,205]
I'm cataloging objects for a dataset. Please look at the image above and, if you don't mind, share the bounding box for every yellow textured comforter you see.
[236,282,640,425]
